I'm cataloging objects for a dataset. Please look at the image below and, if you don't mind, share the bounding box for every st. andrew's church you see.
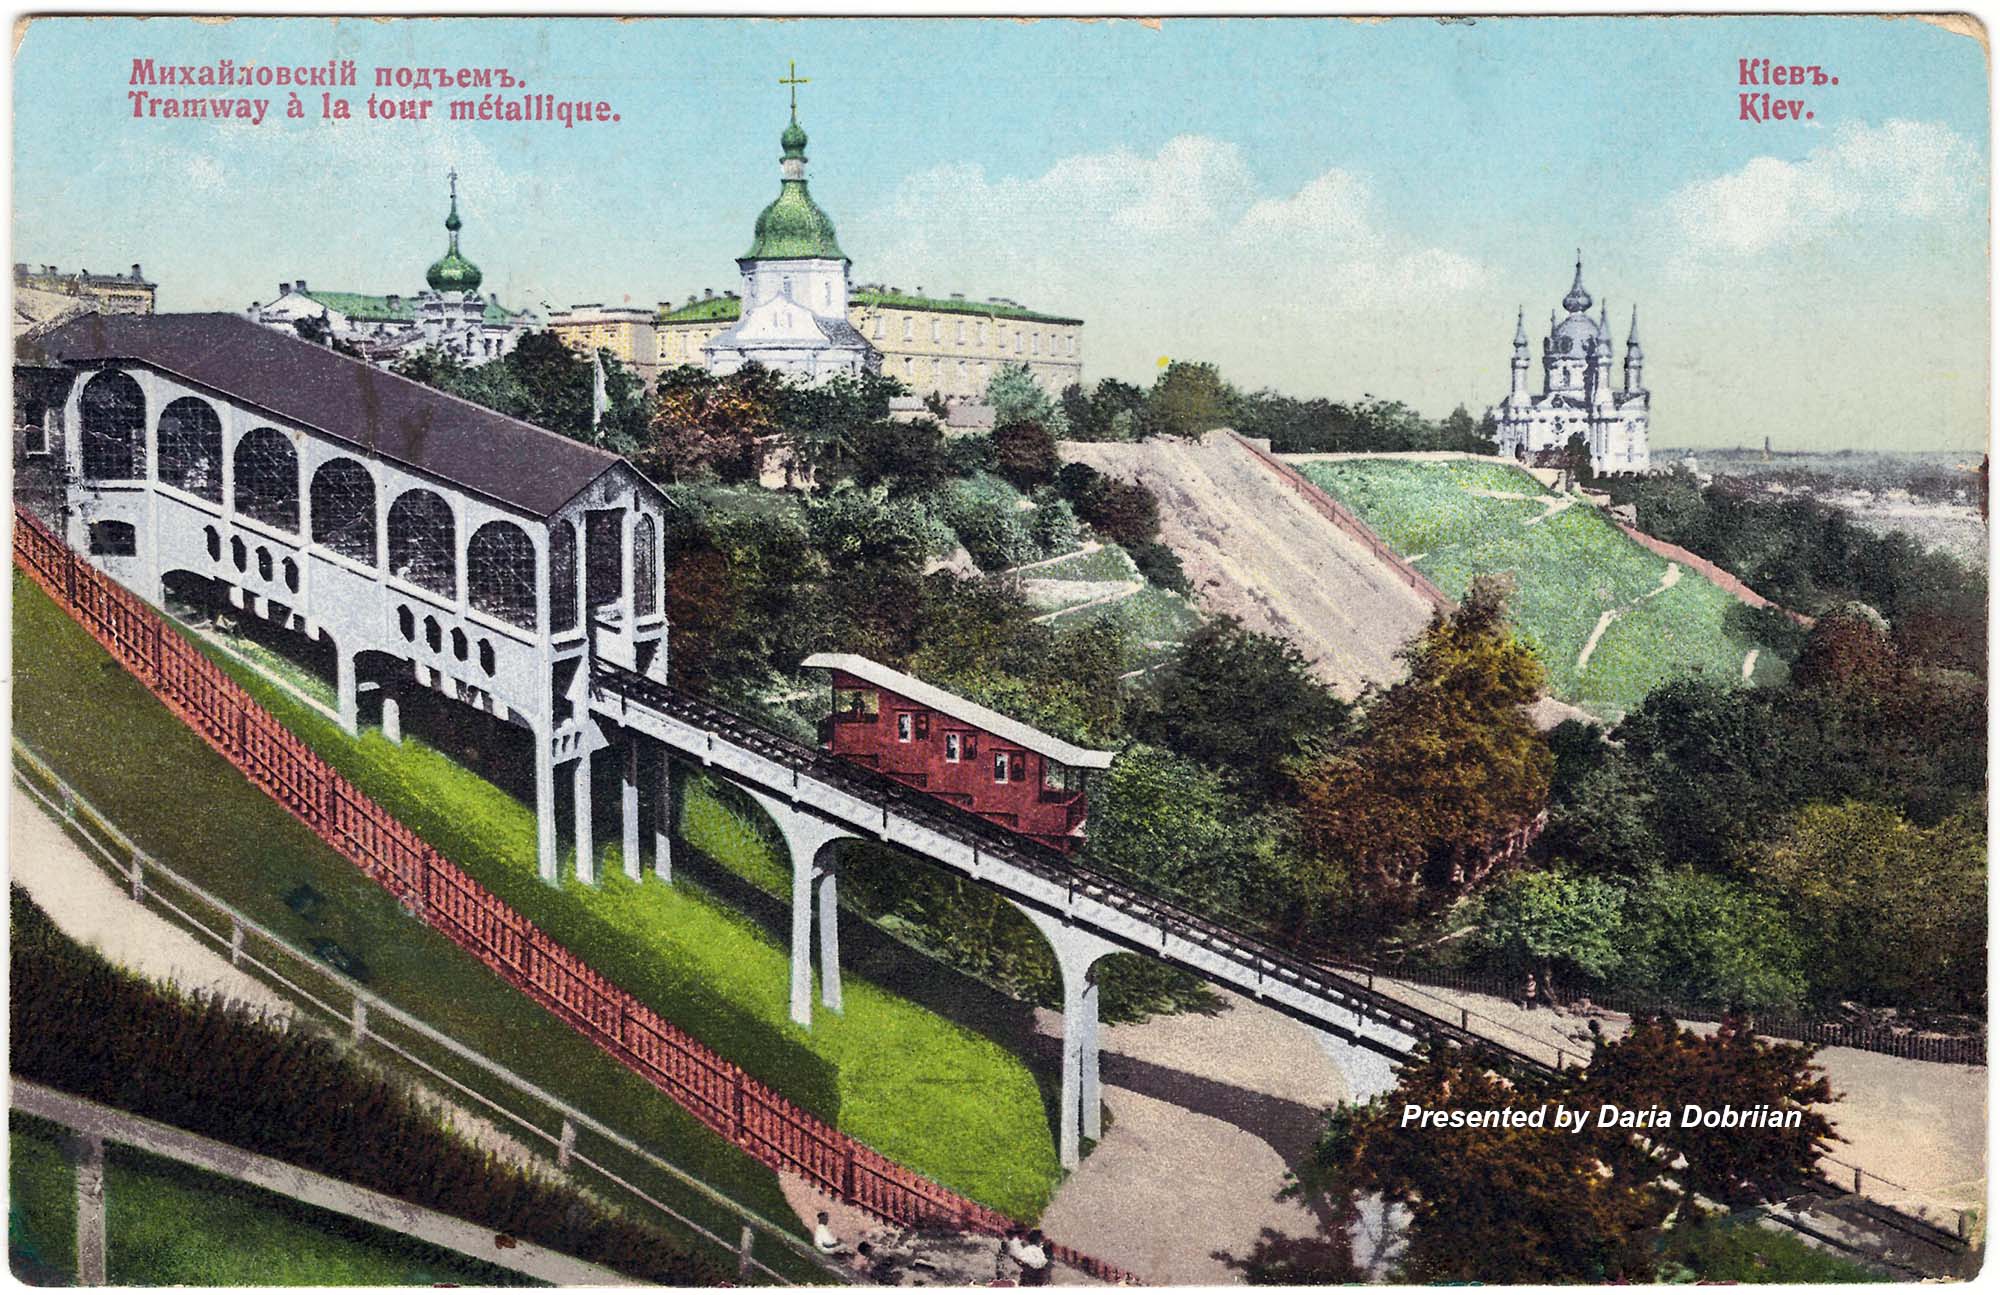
[1488,256,1650,475]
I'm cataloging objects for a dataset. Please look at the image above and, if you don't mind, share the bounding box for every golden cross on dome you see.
[779,60,809,118]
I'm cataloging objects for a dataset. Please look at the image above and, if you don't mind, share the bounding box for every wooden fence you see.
[11,506,1138,1286]
[1379,959,1985,1066]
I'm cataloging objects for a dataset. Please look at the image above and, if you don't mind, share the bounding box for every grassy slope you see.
[9,1115,529,1286]
[10,573,805,1260]
[1021,544,1139,583]
[18,574,1059,1218]
[9,1113,76,1282]
[1298,460,1778,712]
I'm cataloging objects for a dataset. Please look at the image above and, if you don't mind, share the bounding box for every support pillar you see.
[653,754,673,883]
[1010,904,1121,1169]
[740,786,855,1030]
[533,734,559,885]
[816,865,842,1013]
[621,735,642,882]
[573,750,595,885]
[380,693,401,745]
[334,651,358,735]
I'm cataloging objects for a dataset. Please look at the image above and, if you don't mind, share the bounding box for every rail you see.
[9,505,1139,1286]
[11,1080,637,1287]
[586,666,1981,1267]
[16,504,1974,1274]
[11,740,844,1287]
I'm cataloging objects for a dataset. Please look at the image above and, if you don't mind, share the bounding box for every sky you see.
[12,15,1991,451]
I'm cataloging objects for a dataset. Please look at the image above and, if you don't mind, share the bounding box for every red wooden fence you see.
[12,506,1139,1285]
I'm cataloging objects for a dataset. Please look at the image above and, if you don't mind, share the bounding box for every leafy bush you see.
[935,473,1036,571]
[1128,540,1190,595]
[1027,494,1081,556]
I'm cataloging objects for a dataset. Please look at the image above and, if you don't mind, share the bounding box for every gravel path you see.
[1035,990,1349,1283]
[9,786,540,1170]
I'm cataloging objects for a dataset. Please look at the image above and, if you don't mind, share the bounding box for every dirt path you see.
[1063,433,1435,699]
[9,787,540,1170]
[1466,487,1575,526]
[1742,648,1760,681]
[1034,990,1349,1283]
[1575,563,1681,671]
[1367,973,1987,1220]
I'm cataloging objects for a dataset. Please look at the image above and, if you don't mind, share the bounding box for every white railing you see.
[12,740,850,1287]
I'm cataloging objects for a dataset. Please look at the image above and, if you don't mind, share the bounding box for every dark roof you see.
[35,312,628,518]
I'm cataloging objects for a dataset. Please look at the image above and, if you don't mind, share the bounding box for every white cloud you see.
[1666,119,1981,256]
[850,134,1490,389]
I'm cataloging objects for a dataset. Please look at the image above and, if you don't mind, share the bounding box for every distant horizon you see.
[13,15,1989,453]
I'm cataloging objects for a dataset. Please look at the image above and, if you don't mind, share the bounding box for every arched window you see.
[233,428,299,530]
[633,514,658,619]
[387,489,456,597]
[467,520,537,629]
[157,397,222,501]
[550,518,578,633]
[310,459,376,562]
[80,370,146,481]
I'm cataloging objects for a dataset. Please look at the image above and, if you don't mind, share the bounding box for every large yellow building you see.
[656,283,1082,403]
[547,304,661,384]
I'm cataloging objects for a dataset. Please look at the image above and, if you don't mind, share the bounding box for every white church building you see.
[702,95,878,382]
[1489,256,1650,475]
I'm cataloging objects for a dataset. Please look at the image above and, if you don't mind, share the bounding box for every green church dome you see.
[426,176,483,293]
[743,114,846,262]
[745,180,846,261]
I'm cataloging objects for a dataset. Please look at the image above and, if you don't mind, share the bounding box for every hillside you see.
[1292,456,1788,715]
[1061,433,1439,698]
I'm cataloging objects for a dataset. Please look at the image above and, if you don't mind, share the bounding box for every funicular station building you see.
[24,310,1459,1177]
[31,312,670,880]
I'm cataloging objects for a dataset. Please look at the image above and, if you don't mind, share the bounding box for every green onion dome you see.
[425,184,483,293]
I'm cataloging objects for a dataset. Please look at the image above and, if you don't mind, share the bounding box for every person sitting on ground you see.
[1017,1229,1051,1287]
[814,1210,846,1257]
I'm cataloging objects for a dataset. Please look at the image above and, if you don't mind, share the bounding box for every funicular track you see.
[591,661,1978,1279]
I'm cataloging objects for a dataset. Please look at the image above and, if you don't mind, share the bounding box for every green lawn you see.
[1662,1215,1889,1283]
[17,573,1061,1219]
[1017,544,1139,583]
[9,1115,530,1286]
[1049,582,1204,672]
[9,1113,76,1283]
[11,574,815,1276]
[1298,459,1782,714]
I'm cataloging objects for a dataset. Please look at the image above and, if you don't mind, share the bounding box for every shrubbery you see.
[9,887,725,1285]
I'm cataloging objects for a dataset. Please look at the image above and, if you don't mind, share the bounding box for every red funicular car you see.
[803,653,1117,853]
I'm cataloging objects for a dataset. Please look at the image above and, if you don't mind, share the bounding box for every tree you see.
[1082,744,1298,916]
[1303,1048,1672,1282]
[1562,430,1594,488]
[1134,616,1349,799]
[779,369,905,490]
[642,364,779,483]
[1752,801,1985,1012]
[1621,870,1806,1011]
[1143,360,1234,439]
[1789,601,1896,693]
[991,418,1059,490]
[1470,869,1625,1002]
[1580,1013,1837,1218]
[985,363,1066,435]
[1295,576,1553,925]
